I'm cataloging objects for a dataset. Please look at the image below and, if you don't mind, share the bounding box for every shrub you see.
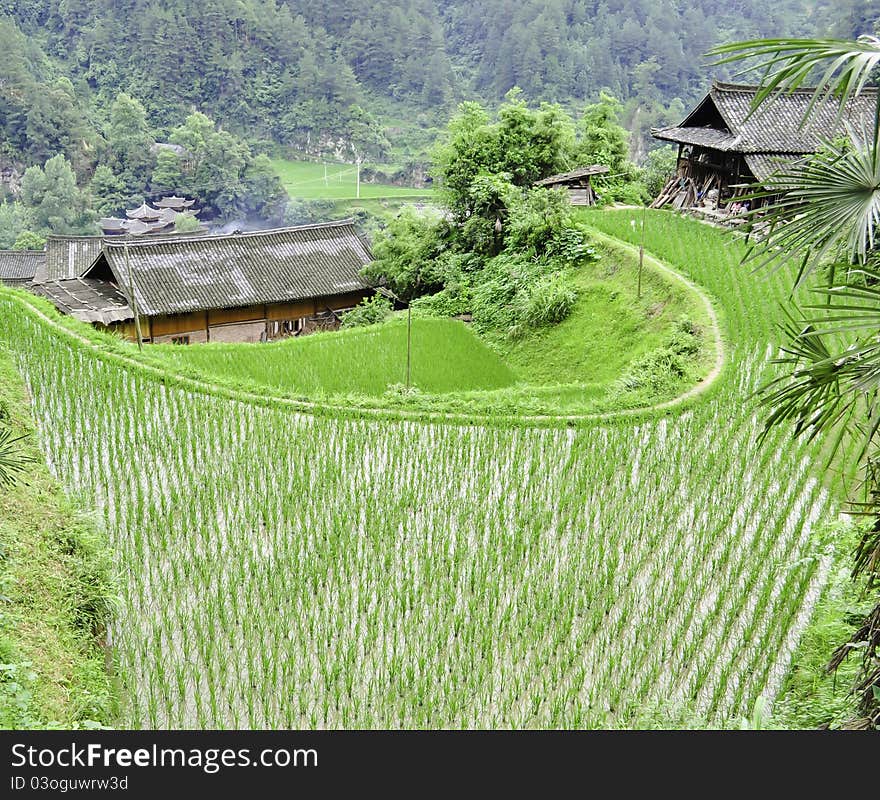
[360,207,447,301]
[522,275,577,327]
[545,226,600,264]
[340,294,394,329]
[617,317,702,392]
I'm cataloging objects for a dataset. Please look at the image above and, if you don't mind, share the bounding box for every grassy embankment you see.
[0,349,115,728]
[152,234,715,416]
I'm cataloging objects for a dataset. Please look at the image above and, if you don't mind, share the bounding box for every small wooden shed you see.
[534,165,610,205]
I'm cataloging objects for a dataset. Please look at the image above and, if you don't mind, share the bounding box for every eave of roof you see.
[535,165,610,186]
[33,278,133,324]
[651,126,742,151]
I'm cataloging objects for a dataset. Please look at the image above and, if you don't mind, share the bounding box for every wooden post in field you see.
[406,303,412,390]
[638,205,646,299]
[125,239,144,351]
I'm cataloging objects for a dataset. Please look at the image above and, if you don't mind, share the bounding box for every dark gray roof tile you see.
[38,236,104,283]
[33,278,133,324]
[710,82,877,152]
[94,220,372,317]
[0,249,44,285]
[653,80,877,155]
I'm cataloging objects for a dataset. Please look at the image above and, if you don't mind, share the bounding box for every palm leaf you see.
[740,135,880,282]
[0,427,33,488]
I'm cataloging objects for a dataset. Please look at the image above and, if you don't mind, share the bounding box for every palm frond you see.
[0,427,33,488]
[740,135,880,282]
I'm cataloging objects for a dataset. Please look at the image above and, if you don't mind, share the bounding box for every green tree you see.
[150,149,185,194]
[573,93,646,203]
[174,214,201,234]
[431,92,573,221]
[12,231,46,251]
[166,113,288,221]
[361,207,447,300]
[643,146,678,197]
[107,93,156,192]
[238,154,288,220]
[0,202,34,249]
[712,34,880,729]
[88,164,127,217]
[20,154,96,235]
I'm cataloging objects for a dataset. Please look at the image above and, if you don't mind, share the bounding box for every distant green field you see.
[152,317,516,397]
[271,158,433,200]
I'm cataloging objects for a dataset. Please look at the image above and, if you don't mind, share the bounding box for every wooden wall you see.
[110,290,371,344]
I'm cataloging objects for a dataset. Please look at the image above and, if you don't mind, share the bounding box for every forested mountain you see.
[1,0,877,181]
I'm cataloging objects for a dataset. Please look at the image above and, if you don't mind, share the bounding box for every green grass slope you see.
[0,349,115,729]
[492,235,716,404]
[153,316,518,398]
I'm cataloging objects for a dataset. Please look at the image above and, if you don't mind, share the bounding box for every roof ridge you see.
[102,218,358,249]
[712,79,879,96]
[46,234,105,242]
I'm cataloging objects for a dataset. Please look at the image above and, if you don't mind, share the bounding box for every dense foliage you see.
[1,0,875,179]
[366,95,608,338]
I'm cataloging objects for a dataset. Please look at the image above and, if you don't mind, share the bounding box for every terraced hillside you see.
[0,211,847,727]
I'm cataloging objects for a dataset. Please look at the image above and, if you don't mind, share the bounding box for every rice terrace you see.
[1,3,878,745]
[0,211,855,728]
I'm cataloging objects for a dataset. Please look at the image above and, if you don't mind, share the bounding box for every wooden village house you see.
[534,165,610,205]
[651,80,879,215]
[30,220,374,344]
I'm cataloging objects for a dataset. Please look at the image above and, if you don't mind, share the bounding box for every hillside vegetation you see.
[0,348,115,729]
[2,0,871,177]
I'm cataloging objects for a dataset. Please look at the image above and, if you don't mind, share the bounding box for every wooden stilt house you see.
[651,81,878,215]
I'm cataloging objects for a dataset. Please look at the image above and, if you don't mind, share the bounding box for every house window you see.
[171,335,190,345]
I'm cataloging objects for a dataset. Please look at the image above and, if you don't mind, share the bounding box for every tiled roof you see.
[709,82,877,152]
[535,165,610,186]
[37,236,104,284]
[91,220,372,317]
[652,80,878,154]
[33,278,133,324]
[743,153,802,181]
[0,249,44,286]
[651,126,740,151]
